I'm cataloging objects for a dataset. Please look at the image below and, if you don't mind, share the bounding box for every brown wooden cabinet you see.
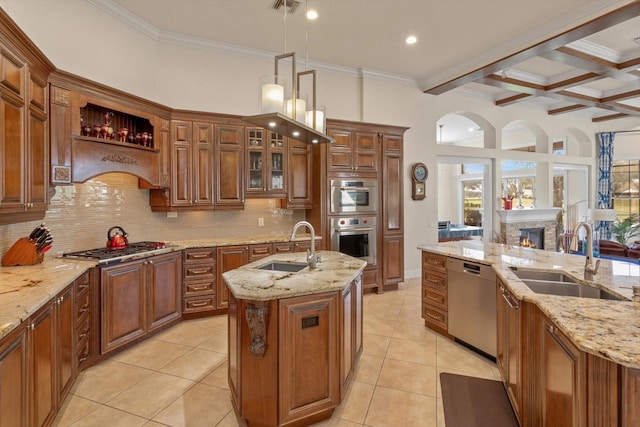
[215,123,244,209]
[245,128,286,198]
[340,274,363,395]
[326,127,378,174]
[381,133,404,290]
[182,247,217,316]
[74,271,91,371]
[169,121,215,208]
[0,31,52,224]
[496,279,522,425]
[282,138,313,209]
[421,251,449,335]
[0,324,28,427]
[217,245,249,309]
[100,252,181,354]
[539,311,586,427]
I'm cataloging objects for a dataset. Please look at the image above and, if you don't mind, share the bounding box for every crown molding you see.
[566,39,621,62]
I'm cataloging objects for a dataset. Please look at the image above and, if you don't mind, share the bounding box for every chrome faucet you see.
[290,221,319,269]
[569,221,600,277]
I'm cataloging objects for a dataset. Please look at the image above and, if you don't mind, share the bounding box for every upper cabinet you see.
[282,138,313,210]
[245,128,286,198]
[326,126,379,176]
[0,9,54,225]
[215,122,245,209]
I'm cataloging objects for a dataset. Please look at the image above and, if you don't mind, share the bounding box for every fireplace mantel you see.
[497,208,561,224]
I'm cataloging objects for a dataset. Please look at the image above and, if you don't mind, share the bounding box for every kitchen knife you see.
[29,223,46,240]
[37,237,53,252]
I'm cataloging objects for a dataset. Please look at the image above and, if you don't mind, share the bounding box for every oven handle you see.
[335,227,374,234]
[339,186,372,192]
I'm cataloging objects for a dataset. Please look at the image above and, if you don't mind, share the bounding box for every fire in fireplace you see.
[520,227,544,249]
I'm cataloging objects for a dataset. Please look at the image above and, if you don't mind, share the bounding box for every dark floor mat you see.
[440,372,519,427]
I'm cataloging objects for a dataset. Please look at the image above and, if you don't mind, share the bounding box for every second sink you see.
[521,279,625,301]
[258,261,308,273]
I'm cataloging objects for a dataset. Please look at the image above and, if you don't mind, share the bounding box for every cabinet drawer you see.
[250,244,273,262]
[422,269,447,291]
[183,279,216,297]
[273,242,295,254]
[183,247,216,264]
[422,286,447,311]
[422,303,448,331]
[184,264,216,280]
[76,312,90,343]
[422,251,447,273]
[77,337,90,367]
[74,271,90,297]
[183,295,216,314]
[75,291,90,319]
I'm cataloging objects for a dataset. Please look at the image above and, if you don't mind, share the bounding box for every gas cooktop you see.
[62,241,170,265]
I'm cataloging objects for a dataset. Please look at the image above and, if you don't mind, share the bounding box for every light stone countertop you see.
[223,251,367,301]
[0,257,97,340]
[418,241,640,368]
[0,234,320,341]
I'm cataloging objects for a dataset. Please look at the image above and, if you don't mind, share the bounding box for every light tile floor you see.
[53,278,501,427]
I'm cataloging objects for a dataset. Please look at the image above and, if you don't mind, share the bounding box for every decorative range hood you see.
[242,112,334,145]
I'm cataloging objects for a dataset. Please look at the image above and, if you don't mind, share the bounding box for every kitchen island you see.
[418,240,640,426]
[223,250,366,427]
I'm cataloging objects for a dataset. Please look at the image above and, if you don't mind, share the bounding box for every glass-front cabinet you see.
[245,128,286,197]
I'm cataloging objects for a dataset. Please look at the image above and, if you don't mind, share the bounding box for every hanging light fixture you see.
[243,0,333,144]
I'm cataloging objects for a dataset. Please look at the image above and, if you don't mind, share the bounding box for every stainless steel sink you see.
[509,268,577,283]
[258,261,308,273]
[510,267,626,301]
[520,279,625,300]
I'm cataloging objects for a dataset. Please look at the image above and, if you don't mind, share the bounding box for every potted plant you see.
[610,215,640,245]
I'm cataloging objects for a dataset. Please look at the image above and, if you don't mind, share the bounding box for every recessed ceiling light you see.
[405,35,417,45]
[306,9,318,20]
[292,131,300,137]
[268,121,276,128]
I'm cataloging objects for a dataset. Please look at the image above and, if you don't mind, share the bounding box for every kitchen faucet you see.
[290,221,319,269]
[569,221,600,277]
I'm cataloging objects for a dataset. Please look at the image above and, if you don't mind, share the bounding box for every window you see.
[612,160,640,219]
[462,179,483,226]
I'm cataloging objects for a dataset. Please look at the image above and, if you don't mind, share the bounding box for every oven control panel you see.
[334,216,374,229]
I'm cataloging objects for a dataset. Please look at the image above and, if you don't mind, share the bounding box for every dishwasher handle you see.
[462,262,481,275]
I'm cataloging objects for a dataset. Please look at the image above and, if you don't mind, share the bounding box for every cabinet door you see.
[249,243,273,262]
[0,93,25,211]
[382,134,403,234]
[540,315,585,427]
[353,274,363,360]
[0,326,28,427]
[354,131,378,173]
[101,260,147,354]
[341,284,353,390]
[383,235,403,288]
[283,142,312,209]
[278,292,339,425]
[326,128,353,171]
[192,122,214,206]
[216,245,249,308]
[171,121,193,206]
[25,73,48,212]
[496,280,522,424]
[215,124,244,208]
[56,285,76,405]
[29,301,56,427]
[147,252,182,332]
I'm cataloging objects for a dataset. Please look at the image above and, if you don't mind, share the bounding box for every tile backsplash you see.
[0,173,305,257]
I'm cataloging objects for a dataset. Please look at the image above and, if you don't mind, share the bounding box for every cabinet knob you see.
[194,200,198,204]
[149,260,153,264]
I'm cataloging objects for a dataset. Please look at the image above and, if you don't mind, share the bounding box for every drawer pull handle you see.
[191,253,210,259]
[426,311,443,321]
[190,284,210,291]
[78,305,89,313]
[78,356,88,363]
[427,278,443,285]
[78,283,88,290]
[426,294,444,304]
[427,259,444,266]
[253,249,269,254]
[79,331,89,339]
[190,268,211,275]
[190,301,210,307]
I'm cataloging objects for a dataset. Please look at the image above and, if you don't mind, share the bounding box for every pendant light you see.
[243,0,333,144]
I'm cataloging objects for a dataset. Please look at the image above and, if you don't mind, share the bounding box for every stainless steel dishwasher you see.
[448,257,496,358]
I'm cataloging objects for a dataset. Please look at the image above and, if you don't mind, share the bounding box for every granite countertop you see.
[418,240,640,368]
[168,233,318,248]
[223,251,367,301]
[0,257,97,340]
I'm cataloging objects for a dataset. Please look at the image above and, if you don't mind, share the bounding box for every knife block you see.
[2,237,44,266]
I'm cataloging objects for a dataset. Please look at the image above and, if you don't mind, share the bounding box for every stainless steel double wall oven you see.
[329,179,377,266]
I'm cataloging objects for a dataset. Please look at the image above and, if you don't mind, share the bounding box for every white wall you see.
[3,0,640,278]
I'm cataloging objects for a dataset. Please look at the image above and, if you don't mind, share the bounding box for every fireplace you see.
[520,227,544,249]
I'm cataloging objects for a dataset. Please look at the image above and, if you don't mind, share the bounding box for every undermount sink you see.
[258,261,308,273]
[510,267,626,301]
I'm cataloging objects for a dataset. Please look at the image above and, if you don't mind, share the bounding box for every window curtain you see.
[596,132,615,239]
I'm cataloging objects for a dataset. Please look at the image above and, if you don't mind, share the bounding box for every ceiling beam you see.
[495,93,531,106]
[592,113,628,122]
[548,104,588,115]
[423,1,640,95]
[540,47,638,81]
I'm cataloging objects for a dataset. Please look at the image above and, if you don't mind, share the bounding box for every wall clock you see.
[411,162,428,200]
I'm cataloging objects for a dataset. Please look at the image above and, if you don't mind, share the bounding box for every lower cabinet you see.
[216,245,249,309]
[101,252,181,354]
[182,247,217,316]
[421,251,449,335]
[0,324,28,427]
[496,279,522,424]
[341,274,363,394]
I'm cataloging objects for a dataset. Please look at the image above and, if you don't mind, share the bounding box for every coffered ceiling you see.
[100,0,640,122]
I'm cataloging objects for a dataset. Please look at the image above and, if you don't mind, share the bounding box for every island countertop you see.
[418,240,640,368]
[223,250,367,301]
